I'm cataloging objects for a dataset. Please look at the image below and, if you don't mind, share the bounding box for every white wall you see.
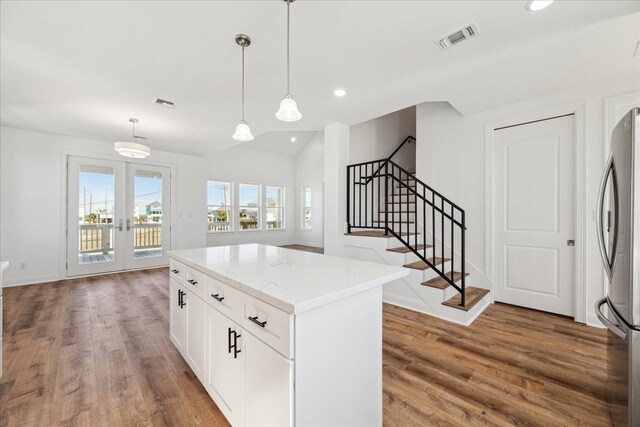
[0,126,207,286]
[295,132,324,247]
[205,146,296,247]
[350,106,416,171]
[324,123,350,256]
[416,73,640,327]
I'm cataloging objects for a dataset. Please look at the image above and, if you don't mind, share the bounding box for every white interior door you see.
[67,157,171,276]
[124,163,171,270]
[494,115,576,316]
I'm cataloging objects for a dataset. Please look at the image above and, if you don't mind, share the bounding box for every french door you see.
[67,156,171,277]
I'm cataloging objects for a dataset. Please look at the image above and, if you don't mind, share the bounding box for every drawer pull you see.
[233,331,242,359]
[211,293,225,302]
[171,269,180,274]
[187,279,198,286]
[248,316,267,328]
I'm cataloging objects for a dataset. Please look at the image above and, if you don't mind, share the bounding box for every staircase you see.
[344,136,491,325]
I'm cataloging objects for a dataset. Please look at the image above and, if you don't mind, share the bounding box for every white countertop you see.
[169,244,409,314]
[0,261,8,271]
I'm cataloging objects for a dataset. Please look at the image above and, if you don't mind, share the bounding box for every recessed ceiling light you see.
[525,0,554,11]
[291,137,296,142]
[334,89,347,97]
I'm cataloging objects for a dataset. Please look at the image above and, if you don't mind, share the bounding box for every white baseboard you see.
[586,313,605,329]
[3,273,60,287]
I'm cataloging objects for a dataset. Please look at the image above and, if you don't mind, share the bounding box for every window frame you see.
[302,186,312,230]
[207,180,234,233]
[265,185,286,231]
[238,182,262,232]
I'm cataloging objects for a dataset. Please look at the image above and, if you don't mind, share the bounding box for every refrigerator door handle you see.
[596,153,615,281]
[595,297,627,340]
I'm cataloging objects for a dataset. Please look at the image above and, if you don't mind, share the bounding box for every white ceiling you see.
[1,1,639,157]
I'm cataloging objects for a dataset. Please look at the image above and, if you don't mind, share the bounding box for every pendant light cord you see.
[131,120,135,142]
[286,0,290,95]
[242,45,246,121]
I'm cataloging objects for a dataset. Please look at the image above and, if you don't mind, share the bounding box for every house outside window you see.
[239,183,261,230]
[208,181,233,232]
[266,186,285,230]
[302,187,312,229]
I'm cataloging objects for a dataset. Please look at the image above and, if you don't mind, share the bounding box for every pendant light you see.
[275,0,302,122]
[114,118,151,158]
[232,34,254,141]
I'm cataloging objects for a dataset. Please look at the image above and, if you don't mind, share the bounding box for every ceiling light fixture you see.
[334,88,346,97]
[232,34,254,142]
[114,118,151,158]
[291,137,296,142]
[276,0,302,122]
[525,0,554,11]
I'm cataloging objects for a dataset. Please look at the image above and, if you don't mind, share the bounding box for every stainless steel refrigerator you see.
[595,107,639,426]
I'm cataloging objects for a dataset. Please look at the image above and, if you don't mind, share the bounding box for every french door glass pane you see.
[134,169,163,259]
[78,164,115,264]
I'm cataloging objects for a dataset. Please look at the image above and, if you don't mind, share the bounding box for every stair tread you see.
[421,271,469,289]
[403,258,450,270]
[345,230,417,238]
[442,287,490,312]
[387,244,431,253]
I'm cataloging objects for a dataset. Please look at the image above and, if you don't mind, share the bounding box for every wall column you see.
[323,122,349,256]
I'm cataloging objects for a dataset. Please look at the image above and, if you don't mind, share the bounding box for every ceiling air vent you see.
[154,98,175,108]
[435,22,479,51]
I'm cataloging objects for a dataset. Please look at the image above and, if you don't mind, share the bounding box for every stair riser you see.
[386,234,420,246]
[420,261,453,281]
[375,212,415,222]
[389,195,416,203]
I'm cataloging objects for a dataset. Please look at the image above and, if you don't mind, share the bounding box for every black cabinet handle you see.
[178,289,186,308]
[233,331,241,359]
[211,293,225,302]
[187,279,198,286]
[228,327,233,354]
[171,269,180,274]
[248,316,267,328]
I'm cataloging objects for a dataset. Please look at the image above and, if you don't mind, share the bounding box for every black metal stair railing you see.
[346,158,467,307]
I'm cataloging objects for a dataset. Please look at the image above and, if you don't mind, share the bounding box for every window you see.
[302,187,312,229]
[239,183,261,230]
[207,181,232,232]
[266,186,285,230]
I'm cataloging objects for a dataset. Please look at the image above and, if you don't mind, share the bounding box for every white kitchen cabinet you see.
[185,288,207,381]
[169,245,408,427]
[243,329,293,427]
[169,278,186,353]
[206,304,241,425]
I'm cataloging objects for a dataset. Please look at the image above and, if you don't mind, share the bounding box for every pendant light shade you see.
[276,95,302,122]
[276,0,301,122]
[114,118,151,158]
[232,121,254,142]
[233,34,254,142]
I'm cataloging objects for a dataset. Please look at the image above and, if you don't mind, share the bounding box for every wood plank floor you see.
[1,269,612,426]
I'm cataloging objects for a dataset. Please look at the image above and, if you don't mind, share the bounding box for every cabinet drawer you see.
[239,293,293,359]
[185,266,206,300]
[206,275,238,319]
[169,259,186,285]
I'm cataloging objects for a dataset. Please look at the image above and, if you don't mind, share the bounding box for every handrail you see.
[365,136,415,184]
[346,156,466,306]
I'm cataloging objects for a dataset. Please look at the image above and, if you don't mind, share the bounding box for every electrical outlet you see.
[19,262,27,270]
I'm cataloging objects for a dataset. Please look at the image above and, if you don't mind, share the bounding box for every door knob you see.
[126,219,131,231]
[567,240,575,246]
[117,219,123,231]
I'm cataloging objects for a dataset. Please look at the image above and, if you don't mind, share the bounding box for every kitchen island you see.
[168,244,408,427]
